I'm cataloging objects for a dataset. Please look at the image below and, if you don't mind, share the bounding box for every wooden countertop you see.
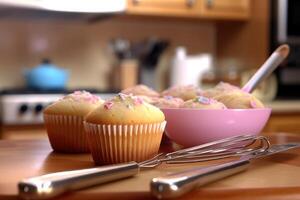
[1,133,300,200]
[265,100,300,113]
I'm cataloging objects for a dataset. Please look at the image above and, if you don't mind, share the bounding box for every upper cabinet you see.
[126,0,250,20]
[200,0,250,20]
[126,0,201,17]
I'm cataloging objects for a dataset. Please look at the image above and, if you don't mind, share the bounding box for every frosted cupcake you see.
[202,82,264,109]
[201,82,240,98]
[181,96,227,109]
[43,91,104,153]
[214,91,265,109]
[84,93,166,165]
[161,85,202,101]
[121,84,160,97]
[151,96,184,108]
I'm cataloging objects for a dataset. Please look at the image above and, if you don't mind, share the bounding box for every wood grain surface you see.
[0,133,300,200]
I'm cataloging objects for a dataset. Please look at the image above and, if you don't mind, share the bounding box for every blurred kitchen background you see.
[0,0,300,139]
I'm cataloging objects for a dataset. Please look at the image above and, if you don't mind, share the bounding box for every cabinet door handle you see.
[186,0,196,8]
[132,0,140,5]
[206,0,214,8]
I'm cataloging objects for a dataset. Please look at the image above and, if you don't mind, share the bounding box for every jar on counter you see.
[219,65,241,87]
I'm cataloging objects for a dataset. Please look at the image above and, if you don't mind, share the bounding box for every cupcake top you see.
[201,82,240,98]
[214,90,265,109]
[43,91,104,116]
[151,96,184,108]
[85,93,165,124]
[181,96,227,109]
[161,85,202,101]
[121,84,160,97]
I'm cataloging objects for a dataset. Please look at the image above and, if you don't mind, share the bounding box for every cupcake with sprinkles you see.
[84,93,166,165]
[213,90,265,109]
[43,91,104,153]
[151,96,184,108]
[121,84,160,97]
[181,96,227,109]
[161,85,202,101]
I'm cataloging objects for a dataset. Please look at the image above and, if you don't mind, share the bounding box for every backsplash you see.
[0,16,216,90]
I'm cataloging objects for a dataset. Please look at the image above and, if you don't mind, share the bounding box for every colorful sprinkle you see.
[164,96,173,100]
[118,93,127,101]
[250,100,257,108]
[74,91,82,95]
[134,97,143,105]
[197,96,211,105]
[104,101,114,109]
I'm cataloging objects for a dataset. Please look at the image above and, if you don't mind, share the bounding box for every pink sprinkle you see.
[134,97,143,105]
[104,102,114,109]
[118,93,126,100]
[250,100,257,108]
[74,91,82,95]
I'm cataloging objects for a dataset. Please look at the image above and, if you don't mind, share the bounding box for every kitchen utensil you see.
[24,59,69,90]
[241,70,278,102]
[109,38,131,60]
[242,44,289,93]
[18,135,269,200]
[139,38,169,89]
[151,142,300,199]
[162,108,271,147]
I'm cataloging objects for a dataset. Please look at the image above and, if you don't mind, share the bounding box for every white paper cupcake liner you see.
[43,114,90,153]
[84,121,166,165]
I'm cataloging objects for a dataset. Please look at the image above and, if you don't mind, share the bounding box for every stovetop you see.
[0,88,117,125]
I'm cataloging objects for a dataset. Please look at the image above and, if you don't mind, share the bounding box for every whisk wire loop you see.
[139,135,270,168]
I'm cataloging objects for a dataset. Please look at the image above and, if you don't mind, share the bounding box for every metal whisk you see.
[140,134,270,167]
[18,135,270,200]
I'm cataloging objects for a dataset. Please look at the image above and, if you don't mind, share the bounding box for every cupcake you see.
[43,91,104,153]
[201,82,264,109]
[161,85,202,101]
[214,91,265,109]
[151,96,184,108]
[84,93,166,165]
[181,96,227,109]
[121,84,160,97]
[201,82,240,98]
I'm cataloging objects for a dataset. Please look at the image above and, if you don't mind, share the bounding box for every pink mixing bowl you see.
[161,108,272,147]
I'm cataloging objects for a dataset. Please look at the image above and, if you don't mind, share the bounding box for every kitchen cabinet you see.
[199,0,250,20]
[126,0,250,20]
[126,0,201,17]
[263,114,300,134]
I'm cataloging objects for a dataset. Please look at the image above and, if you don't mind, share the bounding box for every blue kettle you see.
[24,59,69,90]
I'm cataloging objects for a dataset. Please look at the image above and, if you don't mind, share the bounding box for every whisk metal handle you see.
[151,159,250,199]
[18,162,139,200]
